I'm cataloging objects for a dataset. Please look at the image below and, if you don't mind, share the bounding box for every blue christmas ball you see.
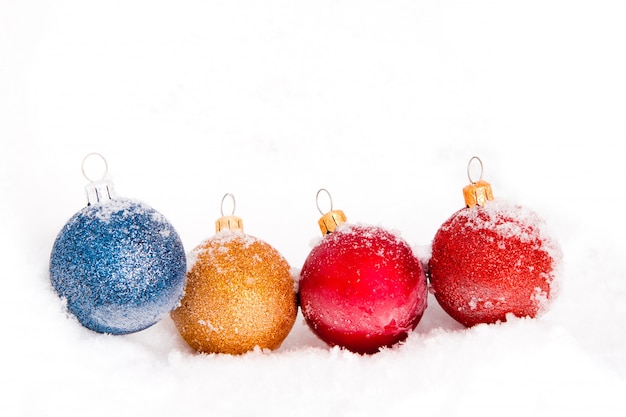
[49,198,187,335]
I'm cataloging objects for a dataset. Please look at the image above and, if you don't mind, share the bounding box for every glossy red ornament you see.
[428,157,562,327]
[299,190,428,354]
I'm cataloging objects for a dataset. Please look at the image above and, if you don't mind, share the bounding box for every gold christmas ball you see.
[171,231,297,354]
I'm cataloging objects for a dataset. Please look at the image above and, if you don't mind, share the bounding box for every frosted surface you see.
[1,1,625,416]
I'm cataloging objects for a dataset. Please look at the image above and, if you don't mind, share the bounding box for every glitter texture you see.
[299,224,428,354]
[428,201,563,327]
[49,198,187,335]
[171,231,297,354]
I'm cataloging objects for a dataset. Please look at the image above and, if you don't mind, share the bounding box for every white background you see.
[1,1,625,416]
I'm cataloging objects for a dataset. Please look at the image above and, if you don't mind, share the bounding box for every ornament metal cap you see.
[316,188,347,234]
[82,152,116,205]
[463,156,494,208]
[215,193,244,233]
[318,210,347,235]
[216,215,244,232]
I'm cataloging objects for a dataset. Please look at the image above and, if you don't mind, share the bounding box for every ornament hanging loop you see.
[216,193,243,233]
[316,188,333,216]
[82,152,115,206]
[81,152,109,183]
[220,193,237,217]
[315,188,347,235]
[467,156,483,184]
[463,156,494,208]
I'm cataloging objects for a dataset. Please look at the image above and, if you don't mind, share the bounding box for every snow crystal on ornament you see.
[429,199,563,327]
[171,227,298,354]
[49,198,187,335]
[299,223,428,354]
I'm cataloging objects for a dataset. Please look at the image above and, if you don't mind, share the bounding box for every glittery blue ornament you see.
[49,153,187,335]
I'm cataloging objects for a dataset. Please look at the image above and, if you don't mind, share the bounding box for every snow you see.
[1,0,625,416]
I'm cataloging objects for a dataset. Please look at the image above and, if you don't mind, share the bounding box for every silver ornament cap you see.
[82,152,116,205]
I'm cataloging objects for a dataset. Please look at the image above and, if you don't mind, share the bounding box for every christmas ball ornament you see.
[49,153,187,334]
[171,194,297,354]
[299,189,428,354]
[428,157,563,327]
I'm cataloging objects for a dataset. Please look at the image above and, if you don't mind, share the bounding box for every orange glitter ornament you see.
[171,194,297,354]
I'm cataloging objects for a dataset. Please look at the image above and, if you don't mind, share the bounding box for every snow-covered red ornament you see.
[171,194,297,354]
[428,157,562,327]
[299,189,428,354]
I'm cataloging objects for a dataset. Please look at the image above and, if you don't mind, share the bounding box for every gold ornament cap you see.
[215,193,244,233]
[463,156,494,208]
[318,210,347,235]
[316,188,347,235]
[216,215,243,232]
